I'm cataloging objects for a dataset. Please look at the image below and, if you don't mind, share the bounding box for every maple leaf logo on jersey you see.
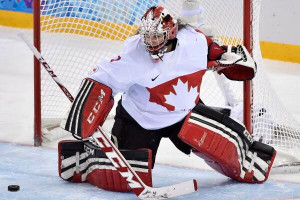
[164,79,198,111]
[88,66,99,75]
[147,70,205,111]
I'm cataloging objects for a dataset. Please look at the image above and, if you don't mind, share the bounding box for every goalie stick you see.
[19,32,198,199]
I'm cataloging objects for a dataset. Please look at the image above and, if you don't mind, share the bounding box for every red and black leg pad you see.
[65,78,114,139]
[178,103,276,183]
[58,140,153,192]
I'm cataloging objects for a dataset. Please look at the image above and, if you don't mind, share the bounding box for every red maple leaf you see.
[146,70,206,111]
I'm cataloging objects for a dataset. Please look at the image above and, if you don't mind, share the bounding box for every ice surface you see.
[1,142,300,200]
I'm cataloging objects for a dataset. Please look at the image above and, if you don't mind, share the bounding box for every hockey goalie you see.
[59,5,276,193]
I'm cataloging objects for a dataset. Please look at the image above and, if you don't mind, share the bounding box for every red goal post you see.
[33,0,41,146]
[243,0,253,134]
[33,0,300,173]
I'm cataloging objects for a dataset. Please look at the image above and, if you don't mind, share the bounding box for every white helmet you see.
[140,6,178,60]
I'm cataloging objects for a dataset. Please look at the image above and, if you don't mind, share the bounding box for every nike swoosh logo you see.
[151,74,160,81]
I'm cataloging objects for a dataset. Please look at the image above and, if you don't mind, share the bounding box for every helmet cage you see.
[140,6,178,54]
[141,31,168,52]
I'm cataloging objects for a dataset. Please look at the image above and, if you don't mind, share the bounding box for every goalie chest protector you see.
[88,27,208,130]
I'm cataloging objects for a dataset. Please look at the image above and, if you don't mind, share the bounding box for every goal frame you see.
[33,0,42,146]
[32,0,253,146]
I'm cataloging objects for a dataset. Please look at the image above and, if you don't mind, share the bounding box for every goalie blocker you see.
[179,103,276,183]
[58,140,153,192]
[65,78,114,139]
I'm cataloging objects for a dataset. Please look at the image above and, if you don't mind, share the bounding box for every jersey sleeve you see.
[178,27,208,71]
[87,36,140,96]
[87,58,133,96]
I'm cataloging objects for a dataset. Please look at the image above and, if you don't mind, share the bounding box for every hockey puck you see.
[8,185,20,192]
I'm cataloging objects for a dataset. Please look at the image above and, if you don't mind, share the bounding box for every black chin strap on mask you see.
[149,38,178,61]
[150,46,167,61]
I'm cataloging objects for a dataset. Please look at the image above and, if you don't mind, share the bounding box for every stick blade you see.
[138,179,197,199]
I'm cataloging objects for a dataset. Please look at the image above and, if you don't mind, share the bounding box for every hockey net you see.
[35,0,300,172]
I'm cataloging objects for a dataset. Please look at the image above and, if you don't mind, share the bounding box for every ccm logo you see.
[84,145,95,156]
[242,130,254,145]
[96,135,143,189]
[87,89,105,124]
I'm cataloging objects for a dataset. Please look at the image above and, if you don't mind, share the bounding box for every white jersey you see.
[88,27,208,130]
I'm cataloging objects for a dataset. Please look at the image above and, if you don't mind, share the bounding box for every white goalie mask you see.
[139,6,178,60]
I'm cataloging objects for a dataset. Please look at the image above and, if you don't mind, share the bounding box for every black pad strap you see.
[60,140,150,162]
[192,102,252,146]
[251,141,275,157]
[59,140,152,182]
[84,141,150,163]
[192,103,224,122]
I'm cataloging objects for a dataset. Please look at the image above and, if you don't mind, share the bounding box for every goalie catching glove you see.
[58,140,153,192]
[206,36,257,81]
[178,103,276,183]
[65,78,114,139]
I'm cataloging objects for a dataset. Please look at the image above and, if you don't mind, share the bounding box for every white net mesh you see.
[38,0,300,171]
